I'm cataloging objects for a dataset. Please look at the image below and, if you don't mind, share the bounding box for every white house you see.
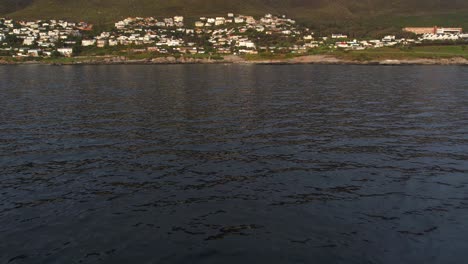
[115,21,126,29]
[237,40,256,48]
[215,17,225,26]
[234,17,245,23]
[167,39,181,46]
[108,39,118,46]
[27,49,40,57]
[174,16,184,23]
[382,35,396,42]
[245,16,256,24]
[332,34,347,39]
[23,37,36,45]
[238,49,258,54]
[336,42,349,48]
[256,26,265,32]
[57,47,73,57]
[81,39,96,46]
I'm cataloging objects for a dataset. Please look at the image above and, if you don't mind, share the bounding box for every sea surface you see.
[1,65,467,264]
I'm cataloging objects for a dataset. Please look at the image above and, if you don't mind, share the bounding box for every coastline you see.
[1,55,467,66]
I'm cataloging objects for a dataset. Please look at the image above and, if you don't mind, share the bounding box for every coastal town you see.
[0,13,466,59]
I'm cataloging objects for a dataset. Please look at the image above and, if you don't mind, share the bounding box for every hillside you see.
[0,0,32,14]
[2,0,468,33]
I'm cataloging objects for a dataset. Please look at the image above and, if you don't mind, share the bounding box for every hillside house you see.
[82,39,96,46]
[234,17,244,23]
[57,47,73,56]
[23,37,35,45]
[332,34,347,39]
[174,16,184,23]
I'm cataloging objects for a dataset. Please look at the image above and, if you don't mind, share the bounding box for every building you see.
[82,39,96,46]
[436,27,463,34]
[237,40,256,48]
[403,26,463,35]
[420,33,461,41]
[403,27,436,34]
[332,34,347,39]
[173,16,184,23]
[234,17,244,23]
[245,16,256,24]
[215,17,225,26]
[57,47,73,57]
[23,37,36,45]
[109,39,118,46]
[382,35,396,42]
[27,49,40,57]
[115,21,126,29]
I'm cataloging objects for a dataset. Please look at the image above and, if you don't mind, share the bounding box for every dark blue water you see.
[1,65,467,264]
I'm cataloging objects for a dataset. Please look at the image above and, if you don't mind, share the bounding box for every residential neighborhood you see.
[0,15,466,58]
[0,18,92,57]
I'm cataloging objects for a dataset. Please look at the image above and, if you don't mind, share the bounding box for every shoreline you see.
[1,55,467,66]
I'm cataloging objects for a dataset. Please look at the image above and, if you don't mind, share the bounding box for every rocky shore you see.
[1,55,467,65]
[239,55,468,65]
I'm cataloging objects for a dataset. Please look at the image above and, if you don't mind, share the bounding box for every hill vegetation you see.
[0,0,32,14]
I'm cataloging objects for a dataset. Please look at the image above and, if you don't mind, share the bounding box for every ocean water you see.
[1,64,467,263]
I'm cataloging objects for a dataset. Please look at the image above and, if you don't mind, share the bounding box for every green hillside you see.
[0,0,32,14]
[1,0,467,33]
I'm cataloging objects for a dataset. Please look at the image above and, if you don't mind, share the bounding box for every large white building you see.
[436,27,463,34]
